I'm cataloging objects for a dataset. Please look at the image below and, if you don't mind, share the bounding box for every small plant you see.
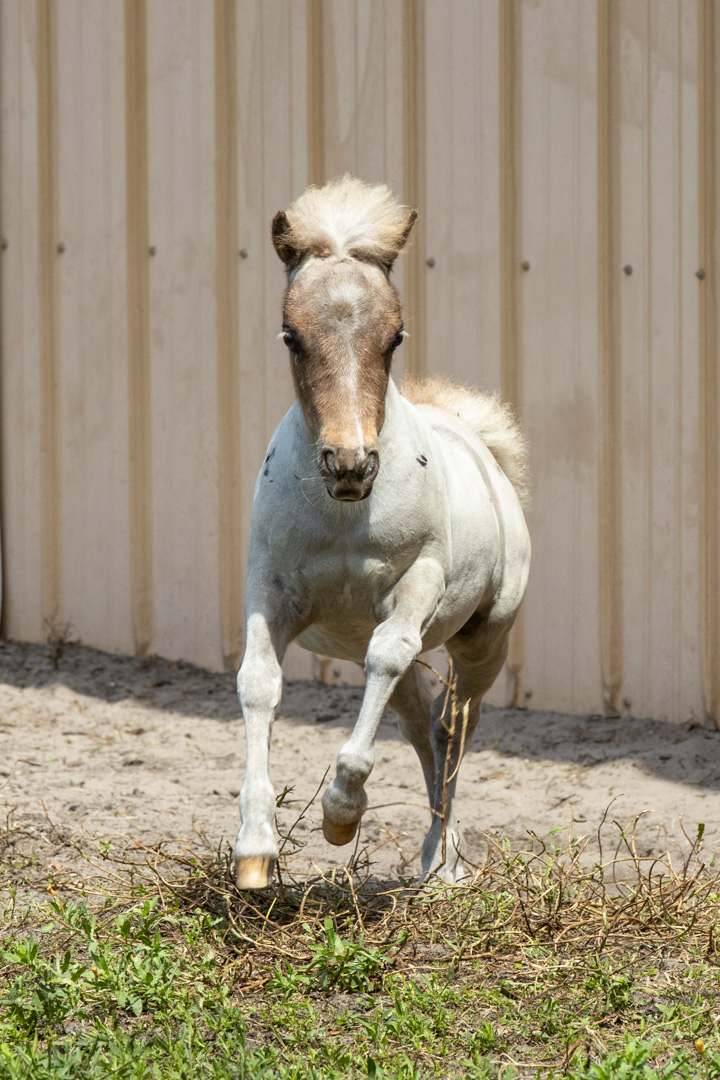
[305,917,391,993]
[584,958,635,1014]
[43,614,76,669]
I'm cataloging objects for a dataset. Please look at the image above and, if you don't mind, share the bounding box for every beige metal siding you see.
[56,0,134,654]
[0,0,717,724]
[516,2,604,715]
[699,0,720,724]
[0,0,44,643]
[615,2,702,721]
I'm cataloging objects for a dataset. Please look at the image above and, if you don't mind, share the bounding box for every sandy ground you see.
[1,638,719,884]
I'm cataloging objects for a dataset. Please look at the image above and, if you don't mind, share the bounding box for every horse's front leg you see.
[322,558,445,846]
[233,580,299,889]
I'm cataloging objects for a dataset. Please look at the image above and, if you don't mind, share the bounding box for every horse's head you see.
[271,178,416,502]
[279,258,404,501]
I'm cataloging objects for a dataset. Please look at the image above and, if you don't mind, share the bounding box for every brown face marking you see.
[281,258,403,500]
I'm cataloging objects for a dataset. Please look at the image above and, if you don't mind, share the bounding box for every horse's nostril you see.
[321,446,378,490]
[322,448,337,476]
[363,451,379,480]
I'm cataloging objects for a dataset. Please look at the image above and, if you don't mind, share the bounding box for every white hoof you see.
[234,855,275,890]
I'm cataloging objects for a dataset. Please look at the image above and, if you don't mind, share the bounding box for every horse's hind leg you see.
[388,665,436,801]
[421,692,482,884]
[421,627,511,884]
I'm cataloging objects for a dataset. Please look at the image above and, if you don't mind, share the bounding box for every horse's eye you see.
[282,330,299,352]
[390,331,404,351]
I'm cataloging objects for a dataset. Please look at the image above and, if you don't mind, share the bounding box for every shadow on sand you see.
[1,638,718,793]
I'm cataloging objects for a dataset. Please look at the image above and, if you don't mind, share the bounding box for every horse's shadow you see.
[2,639,718,792]
[278,681,720,795]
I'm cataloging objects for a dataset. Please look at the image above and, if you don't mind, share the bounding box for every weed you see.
[43,615,77,670]
[305,916,393,992]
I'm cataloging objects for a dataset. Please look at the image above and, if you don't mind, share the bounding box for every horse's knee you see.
[237,655,282,716]
[366,623,422,683]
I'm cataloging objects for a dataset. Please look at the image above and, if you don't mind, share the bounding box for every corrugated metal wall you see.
[1,0,718,724]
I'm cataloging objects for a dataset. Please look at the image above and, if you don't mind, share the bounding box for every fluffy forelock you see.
[282,175,415,272]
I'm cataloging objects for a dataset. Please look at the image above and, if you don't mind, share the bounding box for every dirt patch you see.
[1,639,718,882]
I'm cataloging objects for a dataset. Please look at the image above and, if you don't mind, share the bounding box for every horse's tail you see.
[399,376,530,507]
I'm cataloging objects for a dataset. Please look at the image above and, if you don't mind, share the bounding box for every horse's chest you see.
[288,553,398,660]
[294,574,379,661]
[301,553,396,614]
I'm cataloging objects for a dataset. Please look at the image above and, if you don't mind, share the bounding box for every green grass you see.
[2,819,720,1079]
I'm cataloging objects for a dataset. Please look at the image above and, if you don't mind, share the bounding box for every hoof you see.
[322,817,360,846]
[234,856,275,890]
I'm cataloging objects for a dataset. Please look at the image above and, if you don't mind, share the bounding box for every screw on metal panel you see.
[57,241,65,253]
[239,248,248,259]
[696,268,706,280]
[426,256,436,268]
[623,264,633,275]
[521,260,530,271]
[148,245,156,256]
[0,237,7,250]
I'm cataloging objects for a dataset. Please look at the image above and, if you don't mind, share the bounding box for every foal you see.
[233,177,530,889]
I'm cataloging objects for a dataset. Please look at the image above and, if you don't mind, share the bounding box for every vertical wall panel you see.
[55,0,134,653]
[215,0,243,671]
[616,6,649,711]
[259,0,308,437]
[518,0,603,714]
[424,2,502,394]
[323,1,403,188]
[37,0,61,629]
[125,0,153,656]
[699,0,720,726]
[645,0,699,720]
[307,0,325,186]
[498,0,525,706]
[401,0,425,380]
[0,0,44,640]
[597,0,623,714]
[146,0,222,667]
[617,1,702,721]
[675,2,702,718]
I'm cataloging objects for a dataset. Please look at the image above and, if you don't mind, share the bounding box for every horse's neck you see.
[378,377,403,447]
[379,378,433,461]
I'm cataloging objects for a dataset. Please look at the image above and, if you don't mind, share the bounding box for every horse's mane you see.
[400,377,530,507]
[279,175,415,270]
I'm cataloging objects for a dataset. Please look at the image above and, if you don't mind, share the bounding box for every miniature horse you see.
[233,177,530,889]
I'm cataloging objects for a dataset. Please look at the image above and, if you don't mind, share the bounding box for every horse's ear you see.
[384,209,417,270]
[399,209,418,249]
[271,210,296,264]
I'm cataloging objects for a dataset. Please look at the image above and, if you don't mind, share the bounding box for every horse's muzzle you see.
[320,446,379,501]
